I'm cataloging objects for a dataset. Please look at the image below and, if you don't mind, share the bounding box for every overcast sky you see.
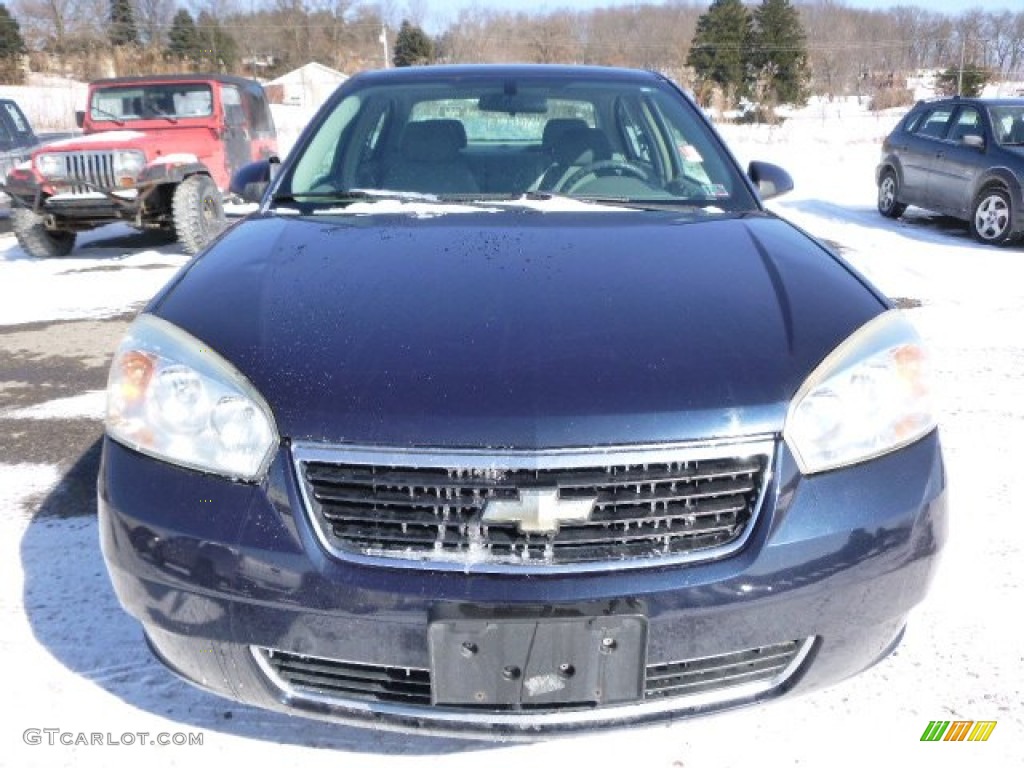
[422,0,1015,33]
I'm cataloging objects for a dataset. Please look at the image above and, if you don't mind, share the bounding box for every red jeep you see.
[3,74,277,258]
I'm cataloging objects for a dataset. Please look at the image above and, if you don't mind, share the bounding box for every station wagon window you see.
[948,107,982,142]
[914,107,954,139]
[409,98,595,144]
[989,105,1024,145]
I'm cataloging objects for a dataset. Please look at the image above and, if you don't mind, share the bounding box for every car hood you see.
[153,209,885,448]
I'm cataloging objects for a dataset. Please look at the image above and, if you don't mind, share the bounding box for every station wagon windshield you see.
[282,75,755,210]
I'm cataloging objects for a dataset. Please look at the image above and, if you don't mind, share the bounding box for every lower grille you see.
[260,651,432,706]
[294,440,772,571]
[255,639,808,711]
[646,640,803,699]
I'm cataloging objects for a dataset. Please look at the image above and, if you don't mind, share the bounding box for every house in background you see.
[266,63,348,109]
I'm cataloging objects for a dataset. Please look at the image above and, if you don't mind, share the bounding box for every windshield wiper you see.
[268,188,442,211]
[89,107,125,126]
[145,107,178,124]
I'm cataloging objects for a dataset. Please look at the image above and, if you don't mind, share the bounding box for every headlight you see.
[784,310,935,475]
[36,153,67,180]
[113,150,146,178]
[105,314,278,481]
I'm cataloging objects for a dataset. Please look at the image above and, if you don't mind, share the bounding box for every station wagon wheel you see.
[877,169,906,219]
[173,175,226,255]
[10,206,76,258]
[970,187,1012,246]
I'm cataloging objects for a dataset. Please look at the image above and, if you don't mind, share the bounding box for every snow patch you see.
[153,153,199,165]
[4,390,107,420]
[42,131,146,149]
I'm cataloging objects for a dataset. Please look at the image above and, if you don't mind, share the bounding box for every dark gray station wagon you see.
[99,64,946,739]
[877,96,1024,245]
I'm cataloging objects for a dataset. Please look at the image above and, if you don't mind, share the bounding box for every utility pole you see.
[380,25,389,68]
[958,38,965,96]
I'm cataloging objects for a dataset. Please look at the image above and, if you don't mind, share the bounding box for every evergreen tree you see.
[936,64,990,98]
[195,11,238,70]
[687,0,753,105]
[109,0,139,47]
[393,20,434,67]
[0,3,25,84]
[751,0,810,106]
[167,9,199,61]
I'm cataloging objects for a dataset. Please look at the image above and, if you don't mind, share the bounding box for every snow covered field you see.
[2,97,1021,767]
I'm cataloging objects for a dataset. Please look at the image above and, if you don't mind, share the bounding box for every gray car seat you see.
[382,119,478,194]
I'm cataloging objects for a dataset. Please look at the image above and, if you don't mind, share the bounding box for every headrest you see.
[542,118,589,150]
[552,127,612,166]
[400,120,468,162]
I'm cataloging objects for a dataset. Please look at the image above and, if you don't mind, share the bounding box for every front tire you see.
[970,187,1013,246]
[172,175,225,255]
[10,207,76,258]
[877,169,907,219]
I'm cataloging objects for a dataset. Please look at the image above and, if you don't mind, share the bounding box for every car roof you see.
[89,73,264,89]
[348,63,665,86]
[917,96,1024,108]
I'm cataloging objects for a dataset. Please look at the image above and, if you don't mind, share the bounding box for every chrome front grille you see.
[61,151,116,193]
[294,440,772,571]
[254,638,809,712]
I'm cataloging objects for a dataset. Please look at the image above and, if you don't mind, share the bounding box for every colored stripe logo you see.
[921,720,997,742]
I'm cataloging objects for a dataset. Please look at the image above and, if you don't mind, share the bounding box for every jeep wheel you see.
[173,175,225,255]
[877,169,906,219]
[10,207,76,258]
[970,187,1012,246]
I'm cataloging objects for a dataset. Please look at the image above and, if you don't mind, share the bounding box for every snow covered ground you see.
[2,97,1021,766]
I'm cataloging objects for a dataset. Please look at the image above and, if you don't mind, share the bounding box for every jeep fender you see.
[972,167,1023,237]
[138,156,213,187]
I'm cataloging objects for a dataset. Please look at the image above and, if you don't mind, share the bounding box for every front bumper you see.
[98,432,946,738]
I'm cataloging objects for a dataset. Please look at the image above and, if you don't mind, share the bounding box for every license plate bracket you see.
[429,613,646,708]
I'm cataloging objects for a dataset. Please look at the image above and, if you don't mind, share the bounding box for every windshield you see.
[989,105,1024,146]
[280,73,755,210]
[90,84,213,122]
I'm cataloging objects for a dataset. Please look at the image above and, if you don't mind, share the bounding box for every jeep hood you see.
[152,210,885,448]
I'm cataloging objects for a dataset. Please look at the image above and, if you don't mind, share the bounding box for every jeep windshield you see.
[90,83,213,123]
[278,71,757,212]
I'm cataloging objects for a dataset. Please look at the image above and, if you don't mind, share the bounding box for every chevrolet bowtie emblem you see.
[481,488,596,534]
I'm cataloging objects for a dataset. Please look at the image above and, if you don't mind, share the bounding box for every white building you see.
[266,63,348,109]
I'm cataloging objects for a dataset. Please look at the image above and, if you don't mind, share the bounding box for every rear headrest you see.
[400,120,468,162]
[552,127,612,166]
[542,118,588,150]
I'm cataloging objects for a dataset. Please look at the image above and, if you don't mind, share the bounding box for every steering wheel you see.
[555,160,651,194]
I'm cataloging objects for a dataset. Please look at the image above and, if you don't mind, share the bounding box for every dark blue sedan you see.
[98,65,946,739]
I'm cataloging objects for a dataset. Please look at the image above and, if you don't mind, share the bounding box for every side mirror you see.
[962,134,985,149]
[748,161,794,200]
[230,157,280,203]
[75,110,85,130]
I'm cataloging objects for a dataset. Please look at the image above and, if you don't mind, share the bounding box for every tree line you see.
[1,0,1023,108]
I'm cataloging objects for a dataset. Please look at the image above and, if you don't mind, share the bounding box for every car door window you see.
[948,107,982,143]
[914,107,954,140]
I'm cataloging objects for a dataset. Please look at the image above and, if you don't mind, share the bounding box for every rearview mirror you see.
[75,110,85,130]
[962,134,985,149]
[747,161,794,200]
[478,92,549,114]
